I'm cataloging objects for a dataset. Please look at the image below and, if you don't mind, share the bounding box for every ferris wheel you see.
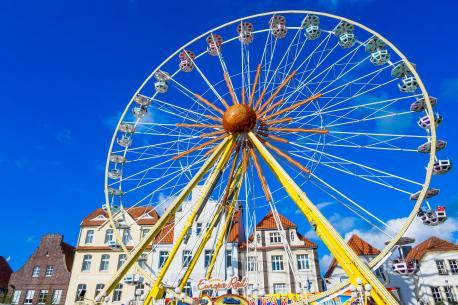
[99,11,451,305]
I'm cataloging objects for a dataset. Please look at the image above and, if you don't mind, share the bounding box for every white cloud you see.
[320,254,333,273]
[329,213,357,232]
[344,216,458,249]
[316,201,335,210]
[156,193,177,215]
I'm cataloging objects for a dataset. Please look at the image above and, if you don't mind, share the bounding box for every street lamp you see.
[350,278,372,305]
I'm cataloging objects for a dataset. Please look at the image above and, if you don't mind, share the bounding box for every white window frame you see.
[226,250,232,268]
[196,223,202,235]
[37,290,48,305]
[84,230,94,244]
[122,229,132,244]
[75,284,86,301]
[273,283,286,294]
[247,256,257,272]
[118,254,127,270]
[183,250,192,267]
[141,228,150,239]
[431,286,443,303]
[270,232,282,244]
[449,259,458,274]
[297,254,309,270]
[204,250,213,268]
[32,266,40,277]
[444,286,456,303]
[11,290,21,305]
[159,251,169,268]
[52,290,62,305]
[104,229,114,243]
[113,284,123,302]
[436,260,448,275]
[271,255,284,271]
[94,284,105,299]
[100,254,110,271]
[45,265,54,277]
[24,290,35,305]
[81,254,92,272]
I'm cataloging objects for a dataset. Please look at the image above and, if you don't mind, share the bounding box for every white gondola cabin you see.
[417,140,447,153]
[179,50,195,72]
[119,123,135,134]
[338,33,355,48]
[132,106,147,119]
[108,169,122,179]
[302,15,320,40]
[417,113,442,129]
[433,159,452,175]
[365,36,386,53]
[134,95,151,107]
[410,188,439,201]
[109,154,126,164]
[410,96,437,112]
[418,206,447,226]
[206,34,223,56]
[154,70,170,93]
[391,62,415,78]
[269,15,287,39]
[117,135,132,148]
[102,203,120,213]
[334,21,354,37]
[107,187,124,197]
[392,259,419,276]
[370,49,390,66]
[236,22,254,45]
[398,76,418,93]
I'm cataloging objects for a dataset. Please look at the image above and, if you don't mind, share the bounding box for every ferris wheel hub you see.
[222,104,257,133]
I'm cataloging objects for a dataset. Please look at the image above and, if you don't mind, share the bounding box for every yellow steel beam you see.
[248,132,398,305]
[96,137,233,302]
[144,136,236,305]
[177,168,243,291]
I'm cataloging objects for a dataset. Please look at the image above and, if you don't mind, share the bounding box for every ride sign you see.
[196,277,248,291]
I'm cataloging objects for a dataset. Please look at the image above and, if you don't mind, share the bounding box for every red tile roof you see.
[227,210,242,243]
[256,211,296,230]
[324,234,380,278]
[81,206,159,227]
[406,237,458,262]
[0,256,12,289]
[154,222,174,244]
[297,233,318,248]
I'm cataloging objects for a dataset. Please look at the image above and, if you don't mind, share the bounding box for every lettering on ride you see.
[197,277,248,291]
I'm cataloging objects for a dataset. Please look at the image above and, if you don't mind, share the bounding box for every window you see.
[113,284,123,302]
[431,287,442,303]
[204,250,214,268]
[184,228,191,244]
[38,290,48,304]
[100,254,110,271]
[183,250,192,267]
[183,281,192,297]
[247,256,257,271]
[45,265,54,277]
[375,267,387,283]
[118,254,127,270]
[141,228,150,239]
[52,290,62,305]
[273,283,286,294]
[270,232,281,244]
[159,251,169,268]
[84,230,94,244]
[104,229,114,243]
[449,259,458,274]
[76,284,86,301]
[226,250,232,268]
[32,266,40,277]
[297,254,309,270]
[444,286,456,303]
[196,223,202,235]
[272,255,284,271]
[135,283,144,299]
[122,229,131,244]
[290,231,295,241]
[256,234,261,244]
[436,260,448,275]
[81,254,92,271]
[24,290,35,305]
[138,253,148,268]
[11,290,21,305]
[94,284,105,299]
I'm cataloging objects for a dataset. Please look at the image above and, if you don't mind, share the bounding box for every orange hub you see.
[222,104,257,133]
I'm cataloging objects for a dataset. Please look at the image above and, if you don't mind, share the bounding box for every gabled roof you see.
[406,236,458,262]
[227,210,242,243]
[154,222,174,244]
[81,207,159,227]
[0,256,12,289]
[297,232,318,248]
[324,234,380,278]
[256,210,296,230]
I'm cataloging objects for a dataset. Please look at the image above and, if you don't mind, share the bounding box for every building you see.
[0,256,13,302]
[65,187,243,305]
[8,234,75,305]
[239,211,323,295]
[389,237,458,305]
[325,235,458,305]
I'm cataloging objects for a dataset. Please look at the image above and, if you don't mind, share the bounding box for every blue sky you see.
[1,0,458,271]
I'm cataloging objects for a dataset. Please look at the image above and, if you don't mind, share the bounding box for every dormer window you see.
[290,231,295,241]
[270,232,281,244]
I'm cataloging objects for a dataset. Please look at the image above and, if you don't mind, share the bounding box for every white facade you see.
[65,188,241,305]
